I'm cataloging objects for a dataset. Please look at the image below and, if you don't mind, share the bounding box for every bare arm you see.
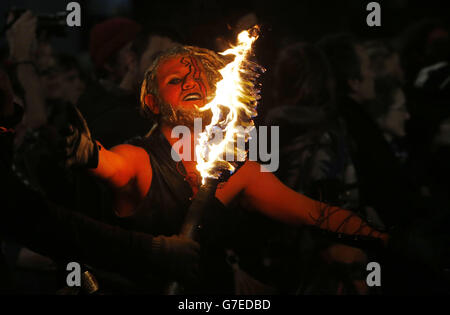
[89,142,151,193]
[240,161,388,242]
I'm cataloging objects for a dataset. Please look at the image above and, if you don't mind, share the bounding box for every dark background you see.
[1,0,448,53]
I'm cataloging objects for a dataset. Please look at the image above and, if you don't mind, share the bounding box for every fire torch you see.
[165,26,263,295]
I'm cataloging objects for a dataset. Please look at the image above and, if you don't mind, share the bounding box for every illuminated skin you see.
[91,55,388,242]
[155,56,210,111]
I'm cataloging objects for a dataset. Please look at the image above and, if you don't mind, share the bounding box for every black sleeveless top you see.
[117,129,193,236]
[116,129,237,239]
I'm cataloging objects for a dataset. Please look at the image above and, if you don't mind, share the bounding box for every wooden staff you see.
[165,177,220,295]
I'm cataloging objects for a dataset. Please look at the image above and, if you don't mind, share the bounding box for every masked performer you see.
[58,46,388,293]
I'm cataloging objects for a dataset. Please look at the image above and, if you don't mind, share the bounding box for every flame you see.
[196,26,261,184]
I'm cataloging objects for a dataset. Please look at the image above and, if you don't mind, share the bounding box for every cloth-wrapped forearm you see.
[1,173,152,276]
[310,202,388,244]
[1,161,200,282]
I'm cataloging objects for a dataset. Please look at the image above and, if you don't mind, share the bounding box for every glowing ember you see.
[196,26,261,184]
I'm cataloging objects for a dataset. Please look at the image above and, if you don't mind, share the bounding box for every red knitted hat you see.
[89,17,142,69]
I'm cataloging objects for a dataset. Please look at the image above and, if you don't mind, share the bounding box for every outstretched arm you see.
[89,142,152,217]
[240,162,388,242]
[54,101,151,197]
[0,160,199,282]
[90,142,150,191]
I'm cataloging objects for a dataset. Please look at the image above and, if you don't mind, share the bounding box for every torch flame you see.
[196,26,261,184]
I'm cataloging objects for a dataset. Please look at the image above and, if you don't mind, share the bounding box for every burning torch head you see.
[140,27,264,184]
[140,43,262,123]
